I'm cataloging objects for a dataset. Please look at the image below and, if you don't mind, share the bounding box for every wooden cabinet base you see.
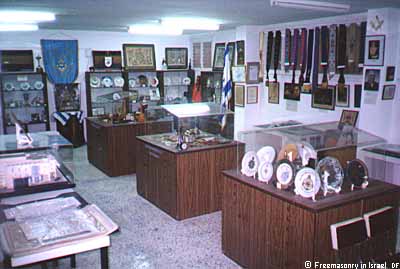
[56,116,85,148]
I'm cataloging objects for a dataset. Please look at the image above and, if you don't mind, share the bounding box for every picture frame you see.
[246,62,260,84]
[227,42,235,66]
[236,40,245,66]
[165,47,188,69]
[213,43,226,71]
[312,85,335,110]
[364,69,380,91]
[382,85,396,100]
[339,110,359,127]
[123,44,156,70]
[247,85,258,104]
[232,66,246,83]
[284,82,300,101]
[336,84,350,107]
[354,84,362,108]
[55,83,81,111]
[268,82,280,104]
[92,50,122,70]
[235,84,245,107]
[386,66,395,81]
[365,35,385,66]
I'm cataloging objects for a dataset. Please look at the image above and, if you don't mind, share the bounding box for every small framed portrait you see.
[213,43,226,71]
[123,44,156,70]
[268,82,280,104]
[232,66,246,83]
[382,85,396,100]
[235,84,245,107]
[92,50,122,70]
[247,85,258,104]
[312,85,335,110]
[227,42,235,65]
[165,47,188,69]
[236,40,245,66]
[365,35,385,66]
[336,84,350,107]
[246,62,260,84]
[284,82,300,101]
[339,110,359,127]
[386,66,395,81]
[364,69,380,91]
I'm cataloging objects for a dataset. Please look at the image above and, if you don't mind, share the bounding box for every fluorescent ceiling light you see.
[128,24,182,36]
[270,0,350,13]
[0,24,38,31]
[162,18,220,31]
[0,11,55,23]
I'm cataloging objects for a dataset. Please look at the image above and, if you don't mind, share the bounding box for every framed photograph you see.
[236,40,245,66]
[235,84,245,107]
[227,42,235,65]
[268,82,280,104]
[386,66,395,81]
[365,35,385,66]
[312,85,335,110]
[123,44,156,70]
[213,43,226,71]
[336,84,350,107]
[364,69,380,91]
[284,82,300,101]
[246,62,260,84]
[232,66,245,83]
[55,83,81,111]
[354,84,362,108]
[247,85,258,104]
[382,85,396,100]
[92,50,122,70]
[165,47,188,69]
[339,110,359,127]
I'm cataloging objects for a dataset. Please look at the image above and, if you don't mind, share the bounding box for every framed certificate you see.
[235,84,245,107]
[247,85,258,104]
[246,62,260,84]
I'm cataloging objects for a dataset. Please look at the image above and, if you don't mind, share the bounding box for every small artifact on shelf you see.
[277,143,298,162]
[241,151,259,178]
[346,159,369,191]
[275,159,295,190]
[294,167,321,201]
[316,157,344,196]
[256,146,276,184]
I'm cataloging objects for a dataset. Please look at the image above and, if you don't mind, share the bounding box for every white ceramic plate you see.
[276,160,294,186]
[294,167,321,199]
[128,78,136,88]
[101,76,113,88]
[20,82,30,91]
[4,82,14,91]
[182,77,191,85]
[256,146,276,164]
[241,151,259,178]
[34,81,44,90]
[150,77,159,87]
[114,76,125,87]
[90,76,101,88]
[258,162,274,184]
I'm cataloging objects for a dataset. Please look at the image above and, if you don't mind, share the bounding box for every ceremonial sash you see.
[298,28,307,87]
[347,23,359,73]
[358,21,367,68]
[337,24,347,93]
[284,29,291,72]
[320,26,329,89]
[291,29,299,86]
[273,31,282,83]
[303,29,314,93]
[311,27,320,92]
[328,25,337,79]
[266,31,274,84]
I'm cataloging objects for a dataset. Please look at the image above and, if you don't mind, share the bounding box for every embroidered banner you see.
[41,39,78,84]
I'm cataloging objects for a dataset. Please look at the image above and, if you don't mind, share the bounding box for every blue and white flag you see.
[220,45,232,130]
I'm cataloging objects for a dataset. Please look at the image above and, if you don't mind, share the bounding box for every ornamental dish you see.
[150,77,159,88]
[241,151,259,178]
[346,159,369,189]
[294,167,321,200]
[182,77,191,86]
[4,82,14,91]
[258,161,274,184]
[101,76,113,88]
[20,82,30,91]
[114,76,125,87]
[316,157,344,196]
[275,159,295,188]
[128,78,136,88]
[34,81,44,90]
[90,76,101,88]
[256,146,276,164]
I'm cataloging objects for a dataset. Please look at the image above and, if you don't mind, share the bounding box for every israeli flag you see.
[220,45,232,130]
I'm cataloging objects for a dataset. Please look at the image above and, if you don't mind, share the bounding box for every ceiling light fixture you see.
[162,18,220,31]
[0,23,39,31]
[270,0,350,13]
[0,11,55,23]
[128,24,182,36]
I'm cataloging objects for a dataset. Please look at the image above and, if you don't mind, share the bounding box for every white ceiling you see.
[1,0,400,32]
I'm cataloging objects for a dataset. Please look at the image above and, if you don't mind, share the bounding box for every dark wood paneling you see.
[56,116,85,147]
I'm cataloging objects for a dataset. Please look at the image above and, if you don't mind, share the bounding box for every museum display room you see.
[0,0,400,268]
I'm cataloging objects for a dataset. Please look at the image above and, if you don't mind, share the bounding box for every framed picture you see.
[284,82,300,101]
[235,84,245,107]
[354,84,362,108]
[364,69,380,91]
[336,84,350,107]
[247,85,258,104]
[92,50,122,70]
[213,43,226,71]
[232,66,245,83]
[365,35,385,66]
[123,44,156,70]
[312,85,335,110]
[339,110,359,127]
[268,82,280,104]
[227,42,235,65]
[165,47,188,69]
[246,62,260,84]
[55,83,81,111]
[386,66,395,81]
[236,40,245,66]
[382,85,396,100]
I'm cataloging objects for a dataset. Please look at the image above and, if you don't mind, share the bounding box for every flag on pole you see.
[220,45,232,131]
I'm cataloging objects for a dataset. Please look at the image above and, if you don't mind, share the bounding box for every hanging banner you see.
[41,39,78,84]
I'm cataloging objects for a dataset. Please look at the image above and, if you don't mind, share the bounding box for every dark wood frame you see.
[339,109,359,127]
[246,85,258,104]
[364,68,380,91]
[354,84,362,108]
[382,84,396,100]
[246,62,260,84]
[236,40,245,66]
[234,84,245,107]
[213,43,226,71]
[312,85,336,110]
[92,50,122,71]
[284,82,301,101]
[122,44,156,71]
[165,47,188,69]
[386,66,395,81]
[336,84,350,107]
[268,82,280,104]
[365,35,385,66]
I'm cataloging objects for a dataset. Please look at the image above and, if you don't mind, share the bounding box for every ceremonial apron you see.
[303,29,314,93]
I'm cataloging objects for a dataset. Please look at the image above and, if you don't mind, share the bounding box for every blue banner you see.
[41,39,78,84]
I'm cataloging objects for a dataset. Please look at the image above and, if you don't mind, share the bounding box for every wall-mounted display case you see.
[158,70,194,104]
[0,72,50,134]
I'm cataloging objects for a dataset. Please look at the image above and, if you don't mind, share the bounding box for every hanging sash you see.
[269,31,282,96]
[320,26,329,89]
[298,28,307,87]
[358,21,367,69]
[312,27,320,93]
[266,31,274,85]
[291,29,299,85]
[328,25,337,79]
[347,23,359,73]
[284,29,291,72]
[337,24,347,93]
[259,32,265,82]
[303,29,314,93]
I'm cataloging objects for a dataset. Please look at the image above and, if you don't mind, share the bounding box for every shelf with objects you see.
[221,123,399,268]
[157,69,195,104]
[200,71,223,103]
[0,72,50,134]
[136,102,244,220]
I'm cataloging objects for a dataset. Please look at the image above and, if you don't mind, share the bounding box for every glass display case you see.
[0,72,50,134]
[158,70,194,104]
[200,71,223,103]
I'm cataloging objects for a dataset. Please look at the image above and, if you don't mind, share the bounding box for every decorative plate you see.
[90,76,101,88]
[316,157,344,196]
[297,142,317,166]
[101,76,113,88]
[4,82,14,91]
[114,76,125,87]
[257,146,276,164]
[241,151,259,178]
[150,77,159,87]
[112,93,121,101]
[20,82,30,91]
[183,77,191,85]
[276,159,295,187]
[277,144,298,162]
[258,161,274,184]
[129,78,136,88]
[294,167,321,200]
[34,81,44,90]
[346,159,369,189]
